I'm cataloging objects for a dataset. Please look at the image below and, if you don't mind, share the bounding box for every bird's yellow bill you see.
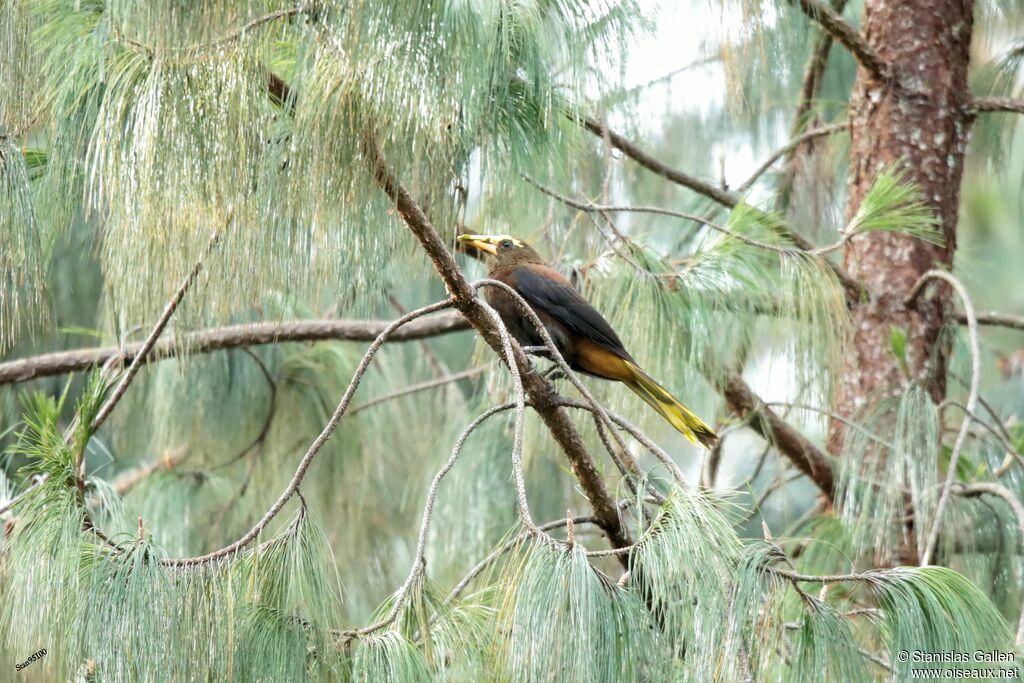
[457,234,500,254]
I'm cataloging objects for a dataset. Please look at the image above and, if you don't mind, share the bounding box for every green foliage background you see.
[1,0,1023,680]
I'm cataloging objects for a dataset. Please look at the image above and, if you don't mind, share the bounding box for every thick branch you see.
[0,313,471,386]
[581,115,738,208]
[365,135,633,553]
[721,375,835,497]
[790,0,888,81]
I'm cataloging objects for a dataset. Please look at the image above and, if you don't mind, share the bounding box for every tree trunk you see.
[831,0,975,452]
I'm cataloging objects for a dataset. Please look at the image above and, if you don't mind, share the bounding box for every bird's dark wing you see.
[513,265,633,360]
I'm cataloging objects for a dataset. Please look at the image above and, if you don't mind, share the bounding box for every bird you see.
[458,233,718,448]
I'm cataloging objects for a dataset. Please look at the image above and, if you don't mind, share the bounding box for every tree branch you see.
[162,300,456,567]
[971,97,1024,115]
[113,448,188,496]
[737,121,848,194]
[774,0,846,211]
[789,0,888,81]
[957,310,1024,331]
[722,375,835,497]
[365,133,633,553]
[578,116,868,302]
[91,228,224,433]
[581,115,738,207]
[0,313,472,386]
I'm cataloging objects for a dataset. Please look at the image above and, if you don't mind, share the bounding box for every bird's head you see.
[457,234,544,268]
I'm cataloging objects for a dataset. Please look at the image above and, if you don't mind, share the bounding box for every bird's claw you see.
[542,366,565,384]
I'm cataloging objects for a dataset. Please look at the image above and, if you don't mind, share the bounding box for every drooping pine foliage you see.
[2,0,1024,681]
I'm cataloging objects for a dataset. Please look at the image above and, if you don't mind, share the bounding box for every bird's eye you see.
[500,239,513,249]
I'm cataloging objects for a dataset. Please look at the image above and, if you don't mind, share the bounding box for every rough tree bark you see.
[832,0,975,451]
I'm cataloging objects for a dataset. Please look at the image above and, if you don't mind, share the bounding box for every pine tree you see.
[1,1,1023,680]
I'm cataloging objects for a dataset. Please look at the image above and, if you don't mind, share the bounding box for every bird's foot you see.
[542,366,565,382]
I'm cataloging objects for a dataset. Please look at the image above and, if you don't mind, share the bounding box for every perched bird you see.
[458,234,718,448]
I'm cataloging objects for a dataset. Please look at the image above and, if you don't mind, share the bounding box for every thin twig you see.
[907,271,980,566]
[775,0,848,211]
[162,299,455,567]
[619,55,721,96]
[388,294,449,377]
[351,402,524,639]
[742,470,806,525]
[576,116,867,302]
[580,116,739,208]
[736,122,848,194]
[954,482,1024,644]
[939,400,1024,477]
[112,6,308,56]
[348,366,486,417]
[958,310,1024,331]
[444,514,603,604]
[91,228,225,434]
[768,566,875,584]
[528,176,853,257]
[112,448,187,496]
[215,348,278,469]
[477,300,536,533]
[765,401,895,452]
[554,397,687,487]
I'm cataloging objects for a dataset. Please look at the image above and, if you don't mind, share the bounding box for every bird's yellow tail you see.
[622,361,718,448]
